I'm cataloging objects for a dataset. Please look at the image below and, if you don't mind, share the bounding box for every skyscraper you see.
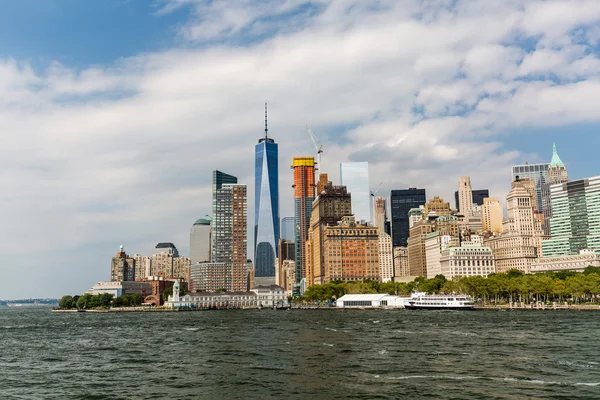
[457,177,473,217]
[511,162,549,213]
[454,189,490,211]
[390,188,426,247]
[541,143,568,235]
[190,215,211,264]
[306,179,352,286]
[340,162,371,223]
[373,196,387,233]
[212,170,237,262]
[291,157,315,287]
[212,171,248,291]
[254,104,279,285]
[543,176,600,256]
[482,198,503,233]
[280,217,295,242]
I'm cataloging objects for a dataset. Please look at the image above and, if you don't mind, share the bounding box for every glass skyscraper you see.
[511,163,549,213]
[280,216,295,242]
[390,188,426,247]
[340,162,371,224]
[543,176,600,256]
[254,109,279,282]
[212,170,238,262]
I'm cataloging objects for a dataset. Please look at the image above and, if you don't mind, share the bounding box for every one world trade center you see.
[254,104,279,286]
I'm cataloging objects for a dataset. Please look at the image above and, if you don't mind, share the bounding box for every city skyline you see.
[2,1,600,298]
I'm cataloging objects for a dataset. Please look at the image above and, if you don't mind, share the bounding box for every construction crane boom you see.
[306,124,323,171]
[371,181,384,196]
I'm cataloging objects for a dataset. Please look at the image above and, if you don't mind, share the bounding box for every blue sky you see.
[1,0,600,299]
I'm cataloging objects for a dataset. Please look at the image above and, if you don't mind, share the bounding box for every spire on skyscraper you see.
[549,142,565,168]
[264,102,268,139]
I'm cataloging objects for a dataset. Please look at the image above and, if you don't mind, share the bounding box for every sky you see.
[1,0,600,299]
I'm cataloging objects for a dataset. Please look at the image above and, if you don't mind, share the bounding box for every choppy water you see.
[1,307,599,399]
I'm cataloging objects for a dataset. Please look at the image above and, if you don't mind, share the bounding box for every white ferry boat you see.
[403,292,474,310]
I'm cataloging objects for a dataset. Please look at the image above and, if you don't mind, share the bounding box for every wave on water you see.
[322,343,334,347]
[185,327,200,331]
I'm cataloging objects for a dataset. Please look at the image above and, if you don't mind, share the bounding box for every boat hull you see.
[404,305,474,310]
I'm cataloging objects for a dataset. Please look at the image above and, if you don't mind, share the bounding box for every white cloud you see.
[2,0,600,297]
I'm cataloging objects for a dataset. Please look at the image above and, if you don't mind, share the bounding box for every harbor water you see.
[1,307,599,399]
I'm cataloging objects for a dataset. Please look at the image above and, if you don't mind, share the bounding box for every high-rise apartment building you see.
[291,157,315,286]
[111,245,135,281]
[543,176,600,256]
[484,179,544,273]
[280,217,295,242]
[190,215,211,264]
[390,188,426,247]
[374,196,387,233]
[340,162,371,223]
[457,177,474,217]
[454,189,489,211]
[151,242,179,277]
[321,216,380,283]
[511,162,549,213]
[482,198,503,233]
[306,180,352,286]
[254,106,280,286]
[541,143,569,235]
[212,170,238,262]
[212,171,248,291]
[379,232,394,282]
[132,254,151,281]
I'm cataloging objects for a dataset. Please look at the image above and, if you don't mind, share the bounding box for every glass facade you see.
[543,176,600,256]
[280,216,295,242]
[340,162,371,224]
[254,138,280,279]
[511,163,549,213]
[390,188,426,247]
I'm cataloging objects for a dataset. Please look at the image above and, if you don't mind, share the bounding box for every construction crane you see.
[370,181,384,197]
[306,124,323,171]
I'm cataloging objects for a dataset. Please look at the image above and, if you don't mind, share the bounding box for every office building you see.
[321,216,380,283]
[408,206,425,228]
[484,179,544,273]
[541,143,569,235]
[340,162,371,223]
[88,281,152,298]
[390,188,426,247]
[424,196,451,217]
[280,217,295,242]
[393,246,409,278]
[424,233,454,278]
[254,106,280,286]
[543,176,600,256]
[166,285,288,309]
[379,232,394,282]
[373,196,387,233]
[306,180,352,286]
[511,162,549,213]
[531,249,600,273]
[212,171,248,291]
[455,189,489,211]
[407,220,435,277]
[111,245,135,282]
[291,157,315,286]
[440,235,496,279]
[482,197,503,233]
[457,177,473,217]
[190,215,211,264]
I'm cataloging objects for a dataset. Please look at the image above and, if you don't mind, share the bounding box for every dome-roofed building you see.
[190,214,212,265]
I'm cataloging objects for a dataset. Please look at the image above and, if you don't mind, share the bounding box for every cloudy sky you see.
[1,0,600,299]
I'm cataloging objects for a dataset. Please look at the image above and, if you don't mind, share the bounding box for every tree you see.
[162,287,173,302]
[59,295,74,309]
[76,293,92,309]
[583,266,600,276]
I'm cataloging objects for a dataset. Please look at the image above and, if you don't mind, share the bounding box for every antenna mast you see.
[264,102,268,139]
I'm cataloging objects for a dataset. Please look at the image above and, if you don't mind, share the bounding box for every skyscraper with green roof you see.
[541,143,569,235]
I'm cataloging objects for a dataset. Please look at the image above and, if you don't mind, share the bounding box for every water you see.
[1,307,599,399]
